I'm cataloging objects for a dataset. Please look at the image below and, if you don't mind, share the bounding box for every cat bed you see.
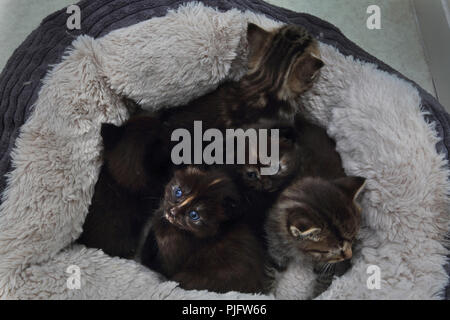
[0,0,449,299]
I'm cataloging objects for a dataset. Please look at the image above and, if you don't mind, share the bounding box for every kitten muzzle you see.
[341,241,352,260]
[165,212,175,223]
[327,241,352,263]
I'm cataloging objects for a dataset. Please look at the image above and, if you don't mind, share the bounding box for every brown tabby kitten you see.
[77,114,171,258]
[158,23,324,135]
[265,176,365,297]
[138,166,269,294]
[266,176,365,267]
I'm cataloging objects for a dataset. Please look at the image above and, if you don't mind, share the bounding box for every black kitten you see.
[138,166,269,294]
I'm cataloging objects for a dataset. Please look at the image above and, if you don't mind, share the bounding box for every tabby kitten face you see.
[159,167,239,238]
[267,176,366,264]
[243,23,324,111]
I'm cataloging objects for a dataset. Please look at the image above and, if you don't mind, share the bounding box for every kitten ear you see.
[247,23,270,69]
[289,226,322,241]
[288,52,324,94]
[101,123,125,151]
[334,176,367,202]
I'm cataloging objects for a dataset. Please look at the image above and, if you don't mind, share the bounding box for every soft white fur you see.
[0,2,448,299]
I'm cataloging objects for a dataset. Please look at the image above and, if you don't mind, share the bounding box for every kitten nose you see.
[341,241,352,260]
[170,207,177,216]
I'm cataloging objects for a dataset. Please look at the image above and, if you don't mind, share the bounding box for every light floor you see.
[0,0,440,103]
[0,0,75,69]
[266,0,436,96]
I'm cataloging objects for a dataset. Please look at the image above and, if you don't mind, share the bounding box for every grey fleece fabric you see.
[0,0,448,298]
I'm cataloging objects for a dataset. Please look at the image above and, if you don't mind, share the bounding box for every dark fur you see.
[141,167,269,294]
[77,114,171,258]
[223,121,300,242]
[294,115,346,179]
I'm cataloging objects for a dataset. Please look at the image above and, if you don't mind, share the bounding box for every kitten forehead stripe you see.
[179,196,195,208]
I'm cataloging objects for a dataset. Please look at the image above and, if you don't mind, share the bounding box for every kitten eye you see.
[174,187,182,198]
[189,210,200,221]
[246,171,257,180]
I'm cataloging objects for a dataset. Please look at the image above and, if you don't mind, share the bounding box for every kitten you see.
[266,176,365,267]
[235,121,300,193]
[235,112,344,193]
[236,23,324,120]
[158,23,324,136]
[77,114,171,258]
[137,166,269,294]
[226,121,300,241]
[265,176,365,297]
